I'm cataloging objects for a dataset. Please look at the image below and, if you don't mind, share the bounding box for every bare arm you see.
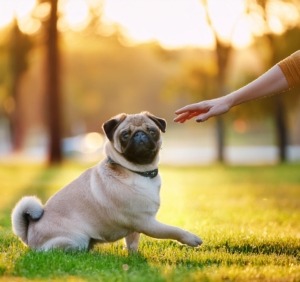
[174,65,289,123]
[227,65,289,106]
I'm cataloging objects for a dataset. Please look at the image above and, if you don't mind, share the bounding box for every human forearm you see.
[174,59,292,123]
[225,65,289,108]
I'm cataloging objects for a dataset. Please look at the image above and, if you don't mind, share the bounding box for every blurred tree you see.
[8,21,33,151]
[62,33,170,131]
[45,0,62,164]
[202,0,234,163]
[248,0,300,162]
[199,0,300,163]
[162,49,216,106]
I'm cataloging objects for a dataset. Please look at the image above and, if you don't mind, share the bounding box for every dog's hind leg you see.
[40,236,89,251]
[125,232,140,251]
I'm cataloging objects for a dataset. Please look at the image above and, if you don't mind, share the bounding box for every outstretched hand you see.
[174,97,232,123]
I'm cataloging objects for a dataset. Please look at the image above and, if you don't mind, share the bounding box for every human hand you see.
[174,97,232,123]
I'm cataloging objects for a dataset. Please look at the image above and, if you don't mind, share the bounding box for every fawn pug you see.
[12,112,202,251]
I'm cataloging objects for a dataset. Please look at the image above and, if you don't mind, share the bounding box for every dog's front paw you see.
[181,232,202,247]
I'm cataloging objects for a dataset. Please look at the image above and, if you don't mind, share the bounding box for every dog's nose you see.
[133,131,149,144]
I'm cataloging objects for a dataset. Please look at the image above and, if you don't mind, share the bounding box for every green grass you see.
[0,162,299,281]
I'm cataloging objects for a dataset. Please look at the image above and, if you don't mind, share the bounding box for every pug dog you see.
[11,112,202,251]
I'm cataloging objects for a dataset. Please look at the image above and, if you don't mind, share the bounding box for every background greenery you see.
[1,1,300,165]
[0,162,299,281]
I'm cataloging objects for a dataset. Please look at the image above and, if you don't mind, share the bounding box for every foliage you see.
[0,162,299,281]
[1,10,300,138]
[61,33,175,131]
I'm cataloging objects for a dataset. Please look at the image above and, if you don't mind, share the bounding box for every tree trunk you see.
[46,0,62,164]
[9,21,31,152]
[274,95,288,162]
[10,73,24,152]
[216,116,225,163]
[214,42,232,163]
[266,34,289,163]
[201,1,231,163]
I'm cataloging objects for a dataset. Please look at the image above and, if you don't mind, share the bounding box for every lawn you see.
[0,162,299,281]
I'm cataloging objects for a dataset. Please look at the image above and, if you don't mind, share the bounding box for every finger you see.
[174,111,199,123]
[195,109,217,122]
[196,114,210,122]
[186,112,201,120]
[173,112,191,122]
[174,103,203,114]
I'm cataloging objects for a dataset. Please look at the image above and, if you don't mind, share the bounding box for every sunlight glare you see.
[207,0,252,47]
[34,2,51,20]
[103,0,214,49]
[102,0,256,49]
[231,16,253,48]
[0,0,298,50]
[61,0,90,31]
[18,18,41,34]
[0,0,36,31]
[267,1,300,34]
[0,1,14,28]
[14,0,36,18]
[80,132,104,154]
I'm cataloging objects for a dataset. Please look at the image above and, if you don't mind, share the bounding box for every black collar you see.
[107,157,158,179]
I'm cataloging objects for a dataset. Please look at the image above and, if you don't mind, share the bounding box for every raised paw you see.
[181,232,203,247]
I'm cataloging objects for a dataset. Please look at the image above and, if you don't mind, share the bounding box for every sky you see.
[101,0,253,49]
[0,0,297,50]
[102,0,215,49]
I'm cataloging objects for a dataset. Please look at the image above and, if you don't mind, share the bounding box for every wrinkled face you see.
[103,112,166,165]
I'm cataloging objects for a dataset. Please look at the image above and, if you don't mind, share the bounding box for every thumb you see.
[196,112,212,122]
[196,105,228,122]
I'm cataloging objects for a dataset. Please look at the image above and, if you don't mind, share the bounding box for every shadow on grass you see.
[205,239,300,257]
[145,238,300,258]
[4,236,300,281]
[140,240,300,269]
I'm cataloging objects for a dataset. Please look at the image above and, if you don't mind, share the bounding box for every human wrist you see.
[222,93,236,109]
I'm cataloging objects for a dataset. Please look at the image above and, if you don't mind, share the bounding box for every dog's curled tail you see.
[11,196,44,244]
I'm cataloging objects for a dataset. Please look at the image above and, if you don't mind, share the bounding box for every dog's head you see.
[103,112,166,165]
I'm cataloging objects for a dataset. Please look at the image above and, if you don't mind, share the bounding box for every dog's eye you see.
[148,128,157,137]
[121,131,130,141]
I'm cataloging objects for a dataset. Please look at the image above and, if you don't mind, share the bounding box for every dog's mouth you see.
[121,131,159,165]
[124,145,158,164]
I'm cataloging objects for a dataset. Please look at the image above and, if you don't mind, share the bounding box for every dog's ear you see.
[145,112,167,133]
[102,113,127,141]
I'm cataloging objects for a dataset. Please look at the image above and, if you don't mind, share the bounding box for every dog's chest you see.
[120,176,161,212]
